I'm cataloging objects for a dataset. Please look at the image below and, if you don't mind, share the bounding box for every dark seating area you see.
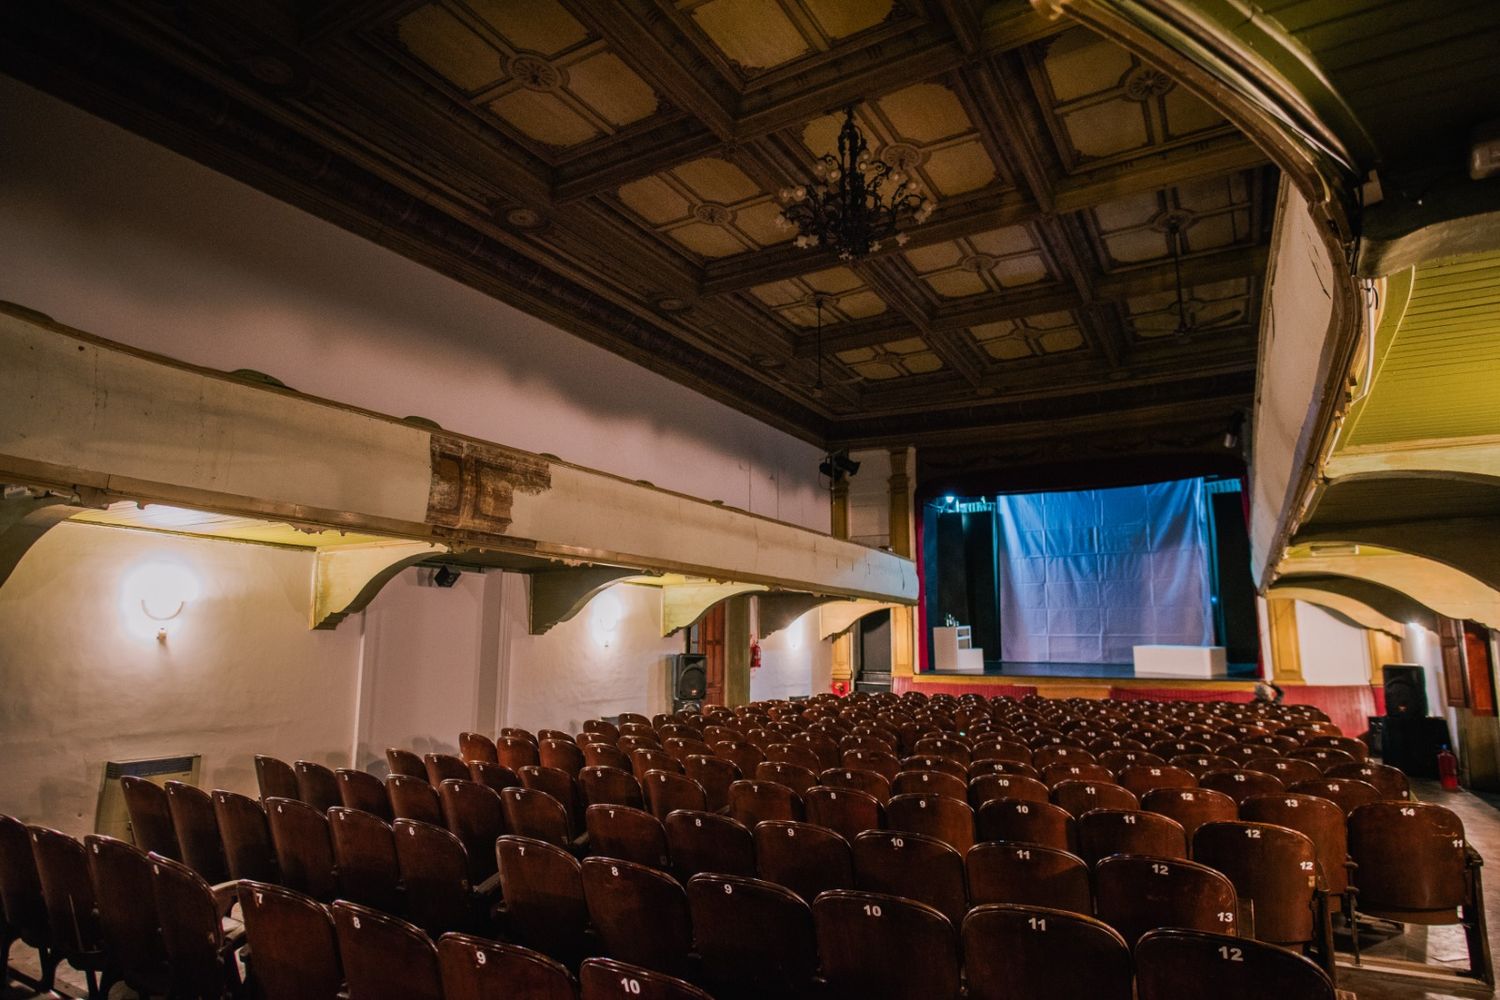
[0,690,1487,997]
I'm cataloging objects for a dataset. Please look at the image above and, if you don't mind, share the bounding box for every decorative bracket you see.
[757,592,845,639]
[818,599,901,640]
[0,490,85,589]
[662,581,768,636]
[311,540,446,629]
[529,566,639,635]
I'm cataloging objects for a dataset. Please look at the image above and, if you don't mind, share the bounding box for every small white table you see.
[933,626,986,673]
[1132,645,1229,679]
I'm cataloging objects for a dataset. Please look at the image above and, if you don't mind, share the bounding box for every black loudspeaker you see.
[1383,664,1428,719]
[1382,717,1449,778]
[671,654,707,709]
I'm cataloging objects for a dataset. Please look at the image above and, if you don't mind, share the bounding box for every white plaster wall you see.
[0,77,828,532]
[1294,601,1371,685]
[0,524,361,834]
[751,610,833,702]
[1401,624,1456,734]
[503,583,682,734]
[847,449,892,549]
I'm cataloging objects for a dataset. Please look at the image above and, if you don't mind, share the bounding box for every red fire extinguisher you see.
[1438,745,1460,791]
[749,639,761,670]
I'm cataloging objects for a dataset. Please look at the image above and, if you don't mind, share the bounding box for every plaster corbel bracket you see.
[312,540,447,629]
[757,592,845,640]
[662,581,769,636]
[529,566,640,635]
[818,599,901,641]
[0,491,85,588]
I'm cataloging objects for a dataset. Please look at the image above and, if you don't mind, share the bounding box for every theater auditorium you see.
[2,1,1499,997]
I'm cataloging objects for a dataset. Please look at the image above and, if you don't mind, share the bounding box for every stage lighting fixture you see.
[433,565,462,588]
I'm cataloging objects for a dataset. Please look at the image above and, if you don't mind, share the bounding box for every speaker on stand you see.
[1381,664,1445,777]
[671,653,707,713]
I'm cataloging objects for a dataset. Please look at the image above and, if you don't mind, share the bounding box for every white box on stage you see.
[1132,645,1229,679]
[933,626,986,673]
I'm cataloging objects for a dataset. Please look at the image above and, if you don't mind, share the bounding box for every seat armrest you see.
[211,879,242,917]
[475,871,502,897]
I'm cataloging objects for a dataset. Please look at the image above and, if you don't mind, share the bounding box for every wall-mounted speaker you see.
[1382,664,1428,719]
[671,653,707,710]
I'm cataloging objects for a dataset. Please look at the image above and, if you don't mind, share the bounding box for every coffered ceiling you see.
[0,0,1275,467]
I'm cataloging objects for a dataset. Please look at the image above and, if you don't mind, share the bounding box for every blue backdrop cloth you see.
[997,478,1213,664]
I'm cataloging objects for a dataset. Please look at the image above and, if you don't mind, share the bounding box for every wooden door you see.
[698,604,726,707]
[1463,622,1496,717]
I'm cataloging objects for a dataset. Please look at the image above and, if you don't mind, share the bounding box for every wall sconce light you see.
[121,560,199,642]
[591,590,623,649]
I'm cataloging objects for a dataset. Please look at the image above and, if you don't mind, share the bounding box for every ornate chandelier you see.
[775,106,934,262]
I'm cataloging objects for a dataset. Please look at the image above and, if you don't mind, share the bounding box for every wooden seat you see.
[520,765,583,837]
[683,755,739,812]
[727,779,803,827]
[715,741,765,777]
[424,752,470,786]
[540,738,586,777]
[1119,763,1198,797]
[294,760,343,813]
[469,760,523,795]
[213,788,279,883]
[1290,747,1357,772]
[1051,779,1139,818]
[804,786,883,842]
[579,765,644,810]
[84,835,170,997]
[619,735,663,756]
[1032,745,1096,770]
[1290,777,1382,815]
[1193,820,1326,950]
[631,748,681,780]
[583,743,633,771]
[267,795,339,901]
[496,835,589,965]
[1141,786,1239,846]
[972,741,1033,766]
[33,829,107,997]
[1348,800,1490,985]
[119,776,180,861]
[1094,854,1239,946]
[387,773,445,825]
[1247,755,1323,786]
[1042,762,1119,787]
[963,903,1132,1000]
[1326,761,1409,799]
[579,957,710,1000]
[501,786,575,849]
[1241,793,1349,899]
[901,754,969,780]
[884,792,974,855]
[643,770,707,821]
[498,735,542,771]
[394,818,491,937]
[755,760,819,796]
[1201,768,1285,803]
[1077,808,1188,866]
[752,820,853,904]
[584,719,621,741]
[385,747,427,779]
[851,829,967,926]
[812,890,961,1000]
[148,853,244,998]
[329,806,402,913]
[1168,753,1237,778]
[0,814,54,993]
[840,749,900,782]
[336,767,394,821]
[256,754,301,801]
[891,769,968,802]
[333,900,443,1000]
[439,933,579,1000]
[437,779,506,884]
[581,857,693,977]
[913,737,972,766]
[164,780,230,884]
[818,767,891,804]
[975,798,1075,852]
[458,732,499,765]
[969,772,1050,809]
[238,880,343,1000]
[966,841,1092,914]
[1097,749,1164,772]
[585,804,670,869]
[686,873,817,1000]
[1136,928,1335,1000]
[767,742,823,772]
[663,810,754,881]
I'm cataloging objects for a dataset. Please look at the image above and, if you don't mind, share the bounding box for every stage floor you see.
[927,660,1261,681]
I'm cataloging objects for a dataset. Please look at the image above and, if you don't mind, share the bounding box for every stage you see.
[892,668,1385,738]
[927,660,1260,681]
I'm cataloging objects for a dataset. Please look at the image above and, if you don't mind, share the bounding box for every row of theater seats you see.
[1,690,1490,997]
